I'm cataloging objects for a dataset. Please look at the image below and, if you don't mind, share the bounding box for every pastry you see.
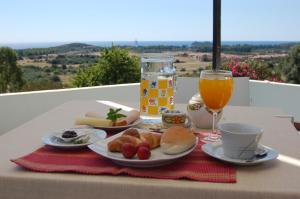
[139,132,161,149]
[107,131,161,152]
[123,128,140,138]
[160,126,196,154]
[107,135,141,152]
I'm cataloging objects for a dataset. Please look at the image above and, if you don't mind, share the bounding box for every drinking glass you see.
[199,70,233,142]
[140,55,176,116]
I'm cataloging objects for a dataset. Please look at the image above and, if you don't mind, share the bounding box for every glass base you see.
[202,134,221,143]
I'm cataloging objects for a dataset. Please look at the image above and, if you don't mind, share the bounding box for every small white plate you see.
[136,118,165,132]
[42,128,107,149]
[202,142,278,166]
[89,132,198,168]
[95,119,142,132]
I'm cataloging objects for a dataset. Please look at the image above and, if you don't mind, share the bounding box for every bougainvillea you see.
[223,61,258,79]
[222,60,283,82]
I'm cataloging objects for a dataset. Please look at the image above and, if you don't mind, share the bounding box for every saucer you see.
[42,128,107,149]
[202,142,278,166]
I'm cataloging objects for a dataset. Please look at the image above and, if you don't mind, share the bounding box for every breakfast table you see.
[0,100,299,199]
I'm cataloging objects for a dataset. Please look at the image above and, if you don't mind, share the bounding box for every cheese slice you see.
[75,117,112,127]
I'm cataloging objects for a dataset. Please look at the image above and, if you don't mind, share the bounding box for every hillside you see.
[17,43,102,56]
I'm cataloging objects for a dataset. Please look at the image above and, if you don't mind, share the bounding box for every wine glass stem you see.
[212,111,218,136]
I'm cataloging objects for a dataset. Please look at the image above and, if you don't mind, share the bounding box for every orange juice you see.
[199,78,233,111]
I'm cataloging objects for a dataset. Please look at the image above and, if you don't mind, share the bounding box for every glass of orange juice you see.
[199,70,233,142]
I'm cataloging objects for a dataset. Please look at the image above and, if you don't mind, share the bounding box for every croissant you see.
[122,128,140,138]
[107,135,141,152]
[107,132,161,152]
[140,132,161,149]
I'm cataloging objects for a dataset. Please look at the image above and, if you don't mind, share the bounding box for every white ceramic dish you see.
[136,119,165,132]
[95,119,142,132]
[218,123,263,160]
[202,142,278,166]
[54,130,88,143]
[89,132,198,168]
[42,128,107,149]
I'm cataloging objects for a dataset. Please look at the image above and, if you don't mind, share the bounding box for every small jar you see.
[187,94,222,129]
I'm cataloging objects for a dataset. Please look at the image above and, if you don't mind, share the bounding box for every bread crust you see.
[160,126,196,154]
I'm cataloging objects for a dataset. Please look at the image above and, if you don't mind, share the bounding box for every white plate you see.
[42,128,107,149]
[88,132,198,168]
[202,142,278,166]
[94,119,142,132]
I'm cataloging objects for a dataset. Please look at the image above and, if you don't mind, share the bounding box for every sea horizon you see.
[0,40,299,50]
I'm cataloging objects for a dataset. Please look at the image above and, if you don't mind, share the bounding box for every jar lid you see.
[191,94,201,101]
[189,93,202,104]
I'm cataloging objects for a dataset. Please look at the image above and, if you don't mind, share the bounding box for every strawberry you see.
[137,146,151,160]
[121,143,137,159]
[137,142,150,150]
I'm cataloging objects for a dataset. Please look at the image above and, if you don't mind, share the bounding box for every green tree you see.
[0,47,24,93]
[284,45,300,84]
[73,47,140,87]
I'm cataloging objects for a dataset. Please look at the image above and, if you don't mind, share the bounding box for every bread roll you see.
[160,126,196,154]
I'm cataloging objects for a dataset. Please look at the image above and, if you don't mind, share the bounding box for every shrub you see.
[0,47,24,93]
[222,61,257,79]
[51,75,61,82]
[283,45,300,84]
[201,54,210,62]
[73,47,140,87]
[222,60,283,82]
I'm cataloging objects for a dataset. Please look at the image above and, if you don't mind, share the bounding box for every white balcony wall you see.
[1,78,298,136]
[0,84,139,135]
[250,80,300,122]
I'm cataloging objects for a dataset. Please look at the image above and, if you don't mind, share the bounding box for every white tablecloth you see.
[0,101,299,199]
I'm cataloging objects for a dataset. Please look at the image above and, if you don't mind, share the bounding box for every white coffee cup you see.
[218,123,263,160]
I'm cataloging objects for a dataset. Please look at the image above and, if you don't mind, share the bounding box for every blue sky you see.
[1,0,300,43]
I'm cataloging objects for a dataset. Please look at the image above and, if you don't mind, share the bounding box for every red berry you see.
[121,143,137,159]
[137,142,150,150]
[137,146,151,160]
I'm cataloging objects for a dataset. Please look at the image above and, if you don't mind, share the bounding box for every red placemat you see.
[11,137,236,183]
